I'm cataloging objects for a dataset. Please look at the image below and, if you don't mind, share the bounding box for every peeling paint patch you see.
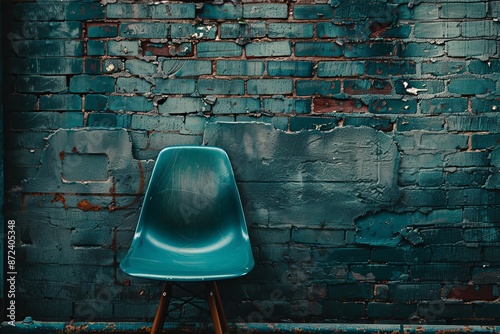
[77,199,102,212]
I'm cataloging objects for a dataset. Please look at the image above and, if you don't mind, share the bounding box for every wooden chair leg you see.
[151,282,172,334]
[212,282,230,334]
[206,282,224,334]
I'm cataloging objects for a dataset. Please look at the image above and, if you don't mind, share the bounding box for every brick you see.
[366,61,416,76]
[344,80,392,95]
[313,248,371,264]
[465,228,500,244]
[471,98,500,113]
[446,40,497,58]
[13,2,65,21]
[151,3,195,19]
[153,79,196,94]
[461,20,499,37]
[243,4,288,19]
[108,41,139,56]
[88,113,131,128]
[162,59,212,77]
[69,75,115,93]
[418,170,444,187]
[262,97,311,114]
[317,61,364,77]
[440,3,486,18]
[103,59,123,74]
[125,59,157,76]
[14,21,82,39]
[469,60,500,74]
[87,23,118,38]
[396,80,445,95]
[293,5,334,20]
[141,41,193,57]
[296,80,341,96]
[475,303,500,318]
[246,41,292,57]
[211,98,260,115]
[197,42,242,58]
[368,303,416,318]
[388,283,441,302]
[158,97,207,114]
[17,75,67,93]
[370,99,417,114]
[109,96,153,112]
[317,22,369,41]
[66,2,105,20]
[396,116,444,131]
[268,23,314,38]
[414,22,460,38]
[171,23,217,39]
[120,22,168,38]
[5,94,37,111]
[419,133,468,150]
[421,61,466,76]
[220,22,265,39]
[448,79,496,95]
[130,114,184,131]
[197,79,244,95]
[444,151,490,167]
[328,283,373,300]
[198,4,242,20]
[295,42,343,57]
[351,265,407,282]
[106,3,150,19]
[267,61,314,77]
[447,115,499,132]
[370,25,411,39]
[420,98,468,114]
[292,228,344,245]
[116,78,152,94]
[418,303,473,320]
[85,94,108,111]
[40,94,82,111]
[61,112,84,128]
[314,98,368,114]
[247,79,293,95]
[87,40,105,56]
[345,42,401,58]
[471,134,500,149]
[428,245,482,262]
[12,40,84,57]
[403,43,445,58]
[216,60,264,76]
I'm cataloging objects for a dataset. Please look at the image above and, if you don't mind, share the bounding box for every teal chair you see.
[120,146,254,334]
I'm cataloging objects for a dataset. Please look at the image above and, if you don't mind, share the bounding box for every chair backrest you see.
[122,146,254,280]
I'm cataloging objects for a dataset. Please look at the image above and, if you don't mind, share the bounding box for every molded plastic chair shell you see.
[120,146,254,282]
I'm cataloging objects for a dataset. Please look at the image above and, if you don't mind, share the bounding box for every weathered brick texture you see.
[2,0,499,325]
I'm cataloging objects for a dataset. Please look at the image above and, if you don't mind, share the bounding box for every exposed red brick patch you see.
[313,97,368,114]
[447,285,497,301]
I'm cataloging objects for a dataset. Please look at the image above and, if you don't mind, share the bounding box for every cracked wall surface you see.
[2,0,500,326]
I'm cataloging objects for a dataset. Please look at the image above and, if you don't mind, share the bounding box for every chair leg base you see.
[151,282,172,334]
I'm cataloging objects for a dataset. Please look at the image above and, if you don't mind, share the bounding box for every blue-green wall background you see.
[1,0,499,325]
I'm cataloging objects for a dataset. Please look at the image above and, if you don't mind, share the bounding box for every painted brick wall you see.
[2,0,499,325]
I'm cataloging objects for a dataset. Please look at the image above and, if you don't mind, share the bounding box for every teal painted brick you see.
[267,61,314,77]
[109,96,153,112]
[40,94,82,111]
[130,114,184,131]
[446,40,497,58]
[471,98,500,113]
[220,22,266,39]
[340,302,365,317]
[216,60,264,76]
[402,3,439,20]
[236,115,289,131]
[491,1,500,18]
[469,60,500,74]
[444,151,490,167]
[418,170,444,187]
[343,116,393,131]
[69,75,115,93]
[344,80,392,95]
[12,40,84,57]
[368,303,416,318]
[350,264,407,281]
[262,97,311,114]
[370,99,417,114]
[372,25,411,39]
[212,97,260,114]
[17,75,67,93]
[410,264,469,281]
[116,78,152,94]
[396,80,445,95]
[158,97,207,114]
[106,3,150,19]
[162,60,212,77]
[388,283,441,302]
[422,61,466,76]
[295,42,343,57]
[246,41,292,57]
[5,58,38,75]
[85,94,108,111]
[153,79,196,94]
[366,61,416,76]
[419,133,468,150]
[87,24,118,38]
[448,79,496,95]
[268,23,314,38]
[151,3,196,19]
[313,247,371,264]
[198,4,242,20]
[296,80,341,96]
[85,58,100,74]
[461,20,499,37]
[108,41,139,56]
[317,22,369,41]
[171,23,217,39]
[471,134,500,149]
[197,42,242,58]
[243,4,288,18]
[446,169,490,187]
[61,112,84,128]
[103,59,123,74]
[328,283,373,299]
[87,40,105,56]
[120,22,168,38]
[5,94,37,111]
[15,21,82,39]
[414,22,460,38]
[420,98,468,114]
[317,61,364,77]
[403,43,445,58]
[292,228,344,245]
[345,42,401,58]
[399,152,444,169]
[289,117,339,132]
[125,59,157,76]
[88,113,131,128]
[465,227,499,243]
[440,3,486,18]
[13,2,65,20]
[396,116,445,131]
[293,5,334,20]
[474,304,500,319]
[247,79,293,95]
[66,2,104,20]
[197,79,244,95]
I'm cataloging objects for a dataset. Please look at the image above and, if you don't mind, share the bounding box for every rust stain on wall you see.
[77,199,102,211]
